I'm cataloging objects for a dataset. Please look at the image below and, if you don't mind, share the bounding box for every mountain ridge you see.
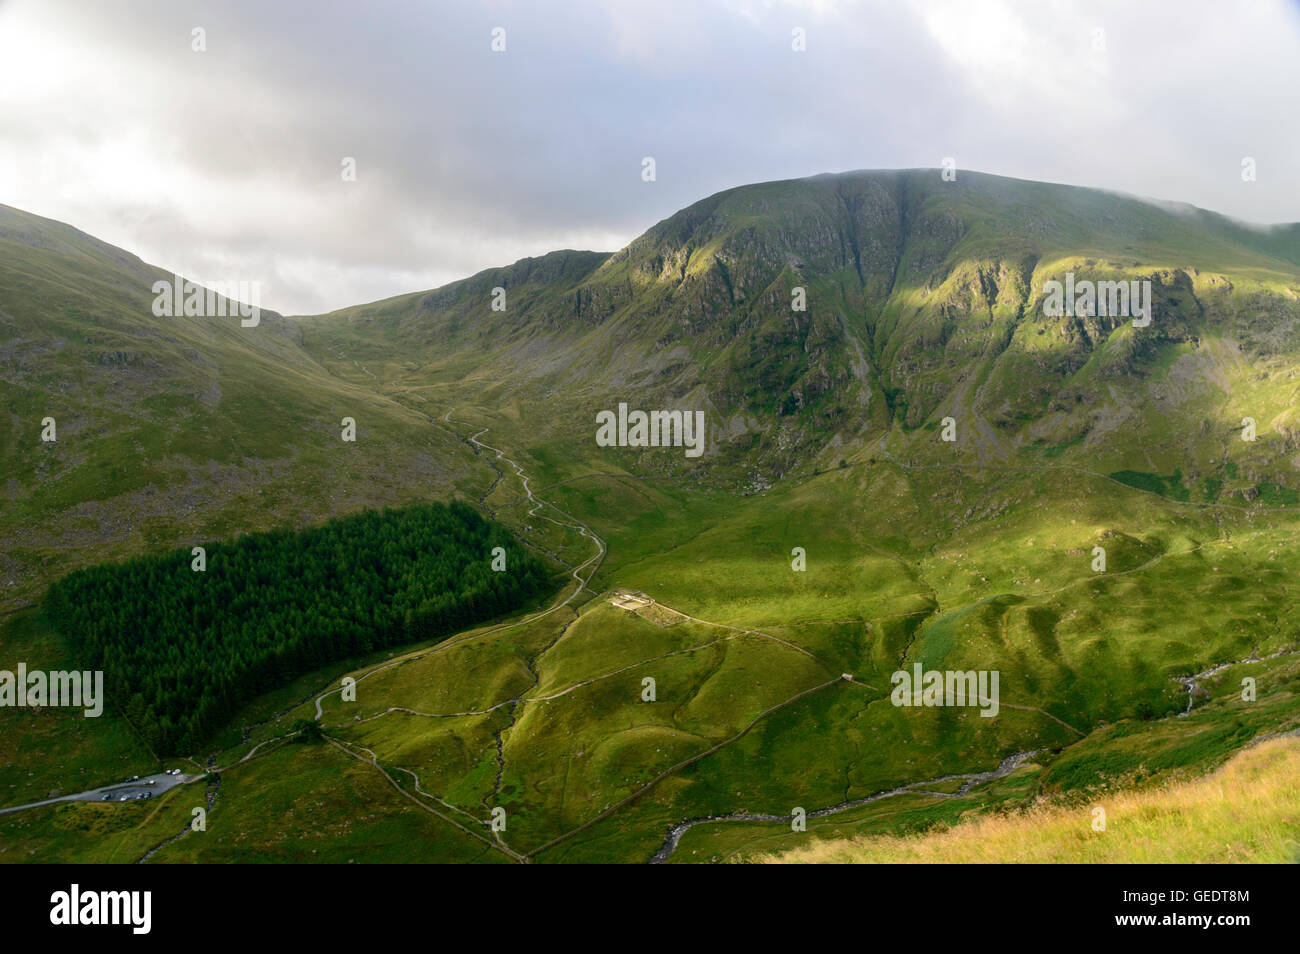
[299,169,1300,493]
[7,168,1300,601]
[5,171,1300,864]
[298,168,1300,320]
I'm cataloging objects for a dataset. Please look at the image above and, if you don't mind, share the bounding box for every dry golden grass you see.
[760,736,1300,864]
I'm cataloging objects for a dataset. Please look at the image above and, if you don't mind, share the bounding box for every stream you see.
[650,749,1037,863]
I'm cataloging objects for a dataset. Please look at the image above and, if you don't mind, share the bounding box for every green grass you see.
[760,736,1300,864]
[7,170,1300,863]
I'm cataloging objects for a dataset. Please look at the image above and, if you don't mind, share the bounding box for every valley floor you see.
[4,406,1300,864]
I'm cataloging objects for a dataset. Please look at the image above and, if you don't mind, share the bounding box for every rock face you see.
[309,169,1300,489]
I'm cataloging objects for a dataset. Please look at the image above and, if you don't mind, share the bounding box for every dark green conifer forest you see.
[45,502,555,754]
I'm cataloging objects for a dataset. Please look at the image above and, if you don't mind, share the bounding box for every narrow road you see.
[461,417,607,590]
[311,414,606,723]
[0,772,194,817]
[529,675,848,858]
[46,410,1290,861]
[305,412,611,862]
[640,595,817,660]
[326,736,527,863]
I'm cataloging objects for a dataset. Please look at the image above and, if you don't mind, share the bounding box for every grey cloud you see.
[0,0,1297,314]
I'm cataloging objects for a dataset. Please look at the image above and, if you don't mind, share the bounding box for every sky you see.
[1,0,1298,315]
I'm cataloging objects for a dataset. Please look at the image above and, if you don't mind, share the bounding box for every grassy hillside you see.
[300,170,1300,492]
[3,170,1300,863]
[0,203,484,613]
[759,734,1300,864]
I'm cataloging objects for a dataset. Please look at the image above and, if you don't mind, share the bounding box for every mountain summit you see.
[5,170,1300,865]
[304,169,1300,486]
[7,169,1300,608]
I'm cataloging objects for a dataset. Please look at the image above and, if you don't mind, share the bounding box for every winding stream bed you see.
[650,749,1038,863]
